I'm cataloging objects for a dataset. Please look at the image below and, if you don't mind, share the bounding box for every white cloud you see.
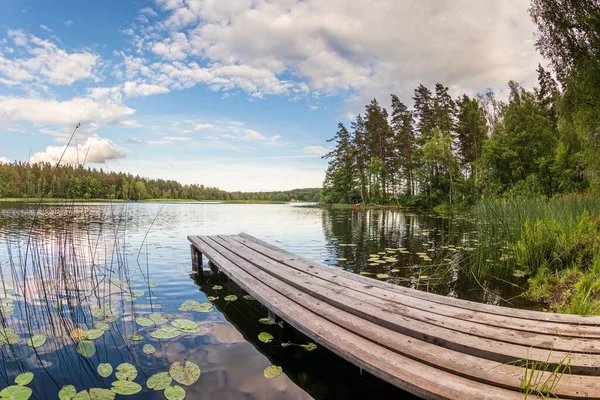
[29,136,125,164]
[64,20,74,27]
[40,25,53,33]
[303,146,330,156]
[140,7,158,17]
[195,123,214,131]
[0,157,10,164]
[242,129,265,141]
[118,120,143,128]
[1,29,98,86]
[124,0,542,104]
[123,81,170,97]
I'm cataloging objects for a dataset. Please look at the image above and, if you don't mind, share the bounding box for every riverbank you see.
[0,198,288,205]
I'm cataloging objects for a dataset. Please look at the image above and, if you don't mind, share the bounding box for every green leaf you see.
[89,388,115,400]
[164,385,186,400]
[171,319,198,332]
[94,322,110,331]
[142,344,156,355]
[206,296,218,301]
[376,274,389,279]
[224,295,237,302]
[146,372,172,391]
[130,334,144,341]
[0,385,32,400]
[169,361,201,386]
[110,381,142,396]
[258,318,277,325]
[97,363,113,378]
[59,385,77,400]
[300,343,317,351]
[82,329,105,340]
[150,326,181,339]
[14,372,33,386]
[115,363,137,381]
[263,366,283,379]
[258,332,273,343]
[132,290,144,297]
[212,285,222,290]
[0,328,20,345]
[26,334,46,348]
[148,283,158,288]
[73,390,90,400]
[77,341,96,358]
[243,295,256,301]
[149,313,168,323]
[178,300,212,312]
[135,317,154,327]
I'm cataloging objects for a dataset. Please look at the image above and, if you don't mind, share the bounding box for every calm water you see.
[0,202,528,399]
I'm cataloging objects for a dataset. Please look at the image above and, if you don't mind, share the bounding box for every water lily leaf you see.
[359,271,373,275]
[59,385,77,400]
[196,303,213,313]
[206,296,218,301]
[301,343,317,351]
[115,363,137,381]
[89,388,115,400]
[148,283,158,288]
[390,269,400,273]
[150,326,180,339]
[110,381,142,396]
[73,390,90,400]
[178,300,201,311]
[82,329,105,340]
[143,344,156,355]
[130,334,144,341]
[242,295,256,301]
[135,317,154,327]
[281,342,291,348]
[258,332,273,343]
[132,290,144,297]
[171,319,198,331]
[336,258,347,261]
[169,361,201,386]
[27,334,46,348]
[212,285,222,290]
[376,274,389,279]
[77,341,96,358]
[0,385,32,400]
[14,372,33,386]
[149,313,168,323]
[224,295,237,302]
[0,328,20,345]
[263,366,282,379]
[164,385,186,400]
[97,363,113,378]
[94,322,110,331]
[147,372,172,390]
[258,318,277,325]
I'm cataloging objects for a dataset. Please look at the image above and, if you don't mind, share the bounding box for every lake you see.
[0,202,529,399]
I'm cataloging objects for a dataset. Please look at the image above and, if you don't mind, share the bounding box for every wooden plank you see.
[193,238,552,399]
[237,232,600,325]
[229,235,600,340]
[206,235,600,375]
[188,236,539,400]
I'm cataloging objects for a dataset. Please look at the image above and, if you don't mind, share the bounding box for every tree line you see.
[0,162,321,202]
[321,0,600,208]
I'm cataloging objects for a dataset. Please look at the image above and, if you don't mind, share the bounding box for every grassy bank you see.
[469,192,600,314]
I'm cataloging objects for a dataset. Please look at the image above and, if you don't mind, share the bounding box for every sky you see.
[0,0,543,191]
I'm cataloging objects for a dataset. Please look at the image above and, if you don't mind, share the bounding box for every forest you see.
[0,162,321,203]
[321,0,600,211]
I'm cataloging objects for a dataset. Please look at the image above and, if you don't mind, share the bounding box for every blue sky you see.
[0,0,542,191]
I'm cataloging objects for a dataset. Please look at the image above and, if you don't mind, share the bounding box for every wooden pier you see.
[188,233,600,400]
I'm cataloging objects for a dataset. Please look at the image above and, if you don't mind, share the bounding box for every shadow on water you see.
[191,265,417,400]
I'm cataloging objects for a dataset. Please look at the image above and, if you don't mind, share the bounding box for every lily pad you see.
[147,372,172,391]
[82,329,105,341]
[94,322,110,331]
[149,313,168,323]
[135,317,154,327]
[148,283,158,288]
[376,274,389,279]
[242,295,256,301]
[150,326,181,339]
[0,385,32,400]
[14,372,34,386]
[59,385,77,400]
[164,385,186,400]
[258,318,277,325]
[0,328,20,345]
[27,334,46,348]
[132,290,144,297]
[97,363,113,378]
[77,341,96,358]
[301,343,317,351]
[171,319,198,331]
[143,344,156,355]
[224,295,237,302]
[110,381,142,396]
[212,285,222,290]
[206,296,218,301]
[89,388,115,400]
[73,390,90,400]
[258,332,274,343]
[169,361,201,386]
[263,365,283,379]
[115,363,137,381]
[130,334,144,341]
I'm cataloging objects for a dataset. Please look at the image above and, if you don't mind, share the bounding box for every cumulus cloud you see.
[122,0,542,103]
[29,136,125,164]
[0,29,97,86]
[123,81,170,97]
[0,157,10,164]
[303,146,330,156]
[242,129,265,141]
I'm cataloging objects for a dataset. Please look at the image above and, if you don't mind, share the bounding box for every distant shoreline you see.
[0,198,293,205]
